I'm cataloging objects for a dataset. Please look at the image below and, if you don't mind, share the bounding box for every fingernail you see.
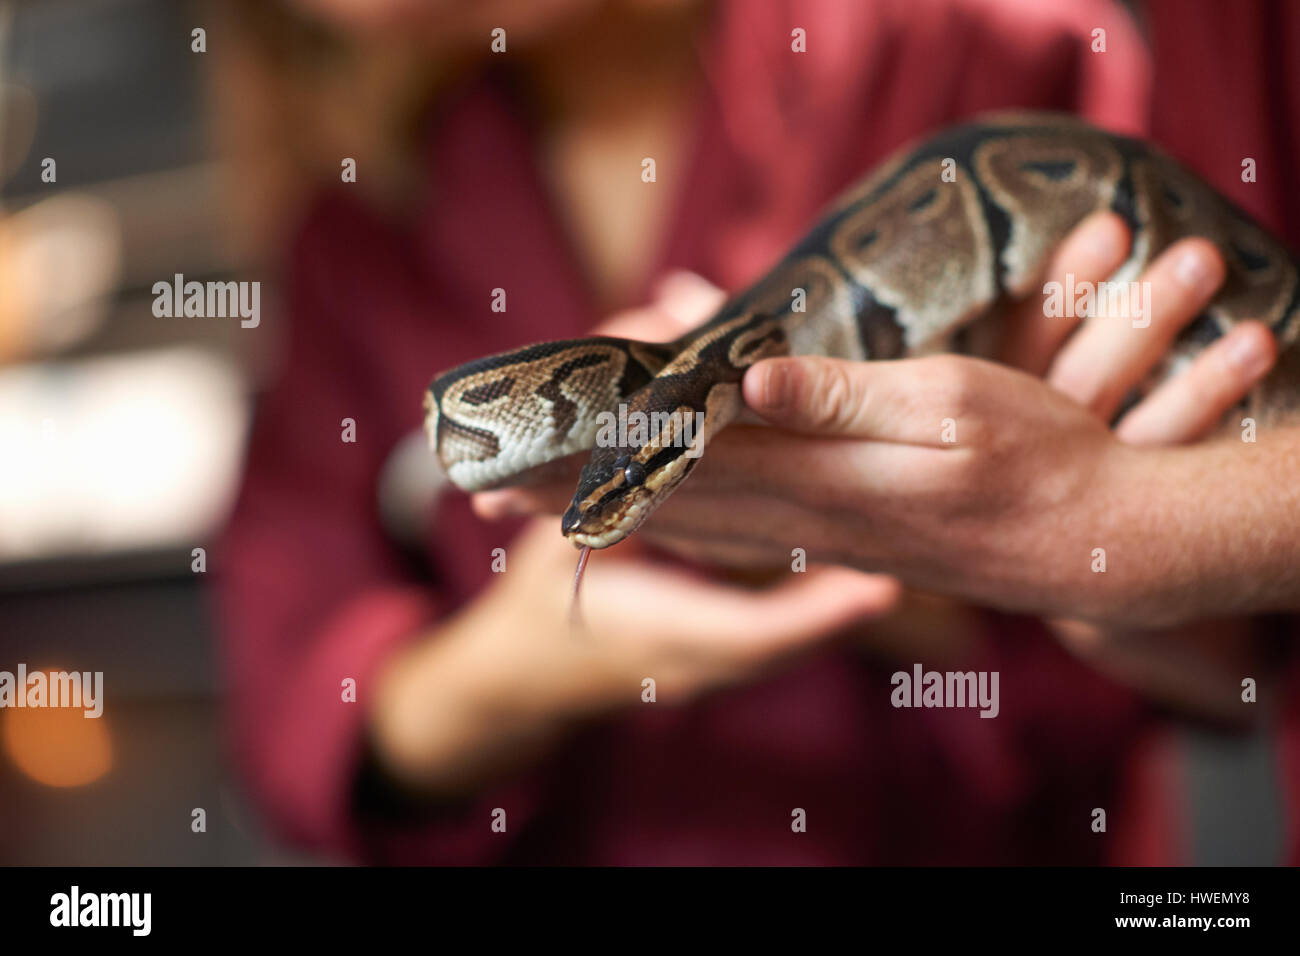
[1224,332,1271,378]
[1174,247,1214,292]
[761,362,792,411]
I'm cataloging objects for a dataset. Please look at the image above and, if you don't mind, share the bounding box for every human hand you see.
[689,209,1276,624]
[369,518,898,793]
[994,212,1277,707]
[997,210,1276,439]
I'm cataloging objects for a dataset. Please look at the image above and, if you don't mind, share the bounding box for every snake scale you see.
[425,113,1300,550]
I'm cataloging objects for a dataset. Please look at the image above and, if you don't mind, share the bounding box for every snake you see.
[424,112,1300,551]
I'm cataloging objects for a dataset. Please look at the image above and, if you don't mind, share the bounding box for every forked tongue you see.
[569,545,592,631]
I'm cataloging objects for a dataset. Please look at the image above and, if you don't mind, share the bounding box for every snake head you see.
[560,441,698,549]
[558,310,776,547]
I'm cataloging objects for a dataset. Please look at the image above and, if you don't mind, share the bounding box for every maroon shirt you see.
[217,0,1298,864]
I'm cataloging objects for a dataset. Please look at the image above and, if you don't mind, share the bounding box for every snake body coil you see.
[426,113,1300,548]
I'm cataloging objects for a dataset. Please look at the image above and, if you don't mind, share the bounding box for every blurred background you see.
[0,0,1292,865]
[0,0,301,864]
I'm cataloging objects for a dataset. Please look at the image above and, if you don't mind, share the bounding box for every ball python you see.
[425,112,1300,551]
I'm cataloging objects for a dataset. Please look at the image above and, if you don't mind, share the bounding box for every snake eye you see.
[622,460,648,487]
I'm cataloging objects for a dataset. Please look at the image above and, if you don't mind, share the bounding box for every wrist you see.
[367,594,565,796]
[1073,439,1260,628]
[1077,442,1190,626]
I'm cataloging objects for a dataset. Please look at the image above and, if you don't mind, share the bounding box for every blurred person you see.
[214,0,1300,864]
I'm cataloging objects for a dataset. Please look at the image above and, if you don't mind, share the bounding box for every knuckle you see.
[809,358,862,431]
[927,355,981,416]
[1046,353,1099,407]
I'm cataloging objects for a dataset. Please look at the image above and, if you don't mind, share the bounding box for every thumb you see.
[742,355,950,443]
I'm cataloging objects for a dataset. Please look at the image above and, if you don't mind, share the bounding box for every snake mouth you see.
[567,528,624,549]
[561,494,652,549]
[561,507,629,550]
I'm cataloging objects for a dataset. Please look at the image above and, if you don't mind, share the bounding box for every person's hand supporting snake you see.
[477,212,1295,631]
[372,212,1289,798]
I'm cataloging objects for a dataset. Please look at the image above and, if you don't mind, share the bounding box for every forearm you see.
[1118,429,1300,624]
[367,598,569,800]
[1094,426,1300,627]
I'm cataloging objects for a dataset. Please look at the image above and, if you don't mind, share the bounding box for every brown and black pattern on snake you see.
[428,336,674,490]
[559,311,789,544]
[427,112,1300,548]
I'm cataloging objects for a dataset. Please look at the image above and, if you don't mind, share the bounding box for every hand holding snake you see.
[474,218,1295,630]
[429,115,1300,625]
